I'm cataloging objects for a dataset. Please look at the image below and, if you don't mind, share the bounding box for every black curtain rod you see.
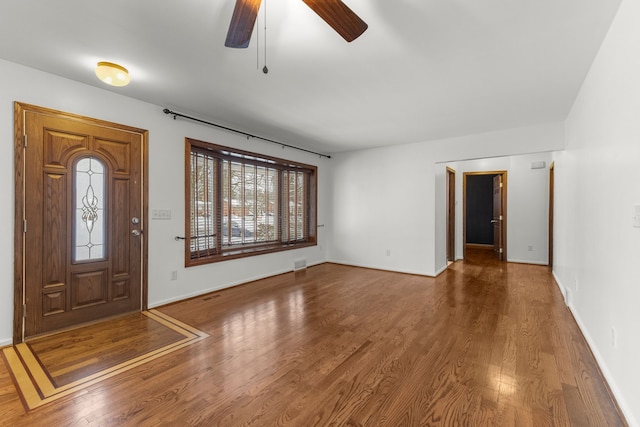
[162,108,331,159]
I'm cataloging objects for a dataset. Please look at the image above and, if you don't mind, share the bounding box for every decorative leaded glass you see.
[74,157,105,261]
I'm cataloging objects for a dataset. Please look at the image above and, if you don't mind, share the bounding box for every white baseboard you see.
[149,267,292,308]
[0,338,12,348]
[434,263,448,276]
[149,261,325,309]
[325,259,435,277]
[552,271,567,302]
[507,258,549,266]
[553,274,637,427]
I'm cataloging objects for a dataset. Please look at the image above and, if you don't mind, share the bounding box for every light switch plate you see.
[634,205,640,228]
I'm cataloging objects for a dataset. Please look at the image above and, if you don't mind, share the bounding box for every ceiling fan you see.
[225,0,368,48]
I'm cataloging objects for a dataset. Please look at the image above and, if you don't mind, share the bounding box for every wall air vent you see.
[294,258,307,271]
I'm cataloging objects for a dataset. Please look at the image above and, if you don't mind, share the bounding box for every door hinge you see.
[23,219,27,233]
[22,134,27,148]
[23,304,27,318]
[500,182,503,188]
[499,215,503,221]
[499,248,504,254]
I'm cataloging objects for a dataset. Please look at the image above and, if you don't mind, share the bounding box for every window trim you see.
[184,138,317,266]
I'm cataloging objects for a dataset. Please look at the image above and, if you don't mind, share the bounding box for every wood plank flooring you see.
[0,250,626,425]
[2,310,208,410]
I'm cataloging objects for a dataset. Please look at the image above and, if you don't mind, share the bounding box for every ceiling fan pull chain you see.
[263,0,269,74]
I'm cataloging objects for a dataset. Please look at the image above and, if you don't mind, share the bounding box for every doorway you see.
[463,171,507,260]
[13,102,149,343]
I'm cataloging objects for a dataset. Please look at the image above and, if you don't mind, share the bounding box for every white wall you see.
[553,0,640,423]
[328,122,565,276]
[328,145,436,275]
[446,152,553,264]
[0,59,329,346]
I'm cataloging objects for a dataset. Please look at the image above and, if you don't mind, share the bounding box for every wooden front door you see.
[15,103,148,341]
[492,174,503,260]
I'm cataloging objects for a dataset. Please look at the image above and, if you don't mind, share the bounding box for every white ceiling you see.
[0,0,622,154]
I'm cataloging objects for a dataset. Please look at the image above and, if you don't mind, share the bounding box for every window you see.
[185,138,317,266]
[74,157,106,261]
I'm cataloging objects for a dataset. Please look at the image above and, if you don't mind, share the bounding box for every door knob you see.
[491,219,498,224]
[131,229,142,236]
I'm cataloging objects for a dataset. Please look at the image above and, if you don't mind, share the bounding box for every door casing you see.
[492,174,504,261]
[13,102,149,343]
[446,167,456,263]
[548,162,554,268]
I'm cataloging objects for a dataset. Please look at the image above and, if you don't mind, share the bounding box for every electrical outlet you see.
[611,327,617,348]
[386,249,391,256]
[170,271,177,281]
[527,245,533,252]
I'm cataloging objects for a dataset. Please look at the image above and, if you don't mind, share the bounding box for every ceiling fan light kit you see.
[225,0,367,48]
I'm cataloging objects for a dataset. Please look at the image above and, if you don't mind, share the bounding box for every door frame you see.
[462,170,507,260]
[446,167,456,263]
[13,102,149,344]
[548,162,554,268]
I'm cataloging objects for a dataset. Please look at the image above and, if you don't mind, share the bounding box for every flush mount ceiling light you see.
[95,61,130,87]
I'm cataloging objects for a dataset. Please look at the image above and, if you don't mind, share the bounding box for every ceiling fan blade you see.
[301,0,368,42]
[225,0,262,48]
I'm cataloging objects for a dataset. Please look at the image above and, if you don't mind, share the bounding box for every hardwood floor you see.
[3,310,208,410]
[0,251,626,426]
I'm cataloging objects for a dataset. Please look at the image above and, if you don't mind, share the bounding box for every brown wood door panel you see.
[43,171,67,287]
[492,174,503,260]
[19,106,147,339]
